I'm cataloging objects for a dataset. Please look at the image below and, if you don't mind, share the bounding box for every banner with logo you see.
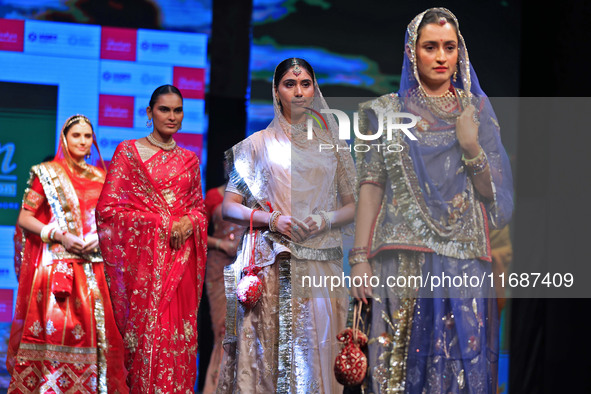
[0,18,209,386]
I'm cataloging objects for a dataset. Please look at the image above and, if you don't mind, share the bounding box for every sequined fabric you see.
[357,94,493,261]
[96,140,208,393]
[7,160,127,393]
[365,252,499,394]
[217,65,355,392]
[356,7,513,394]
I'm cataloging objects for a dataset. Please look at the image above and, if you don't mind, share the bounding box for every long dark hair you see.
[148,84,183,109]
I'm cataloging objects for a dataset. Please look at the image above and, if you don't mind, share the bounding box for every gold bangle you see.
[461,147,484,164]
[349,246,367,255]
[269,211,282,232]
[348,252,369,267]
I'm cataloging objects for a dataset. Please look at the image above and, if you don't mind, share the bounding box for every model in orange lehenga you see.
[7,115,127,393]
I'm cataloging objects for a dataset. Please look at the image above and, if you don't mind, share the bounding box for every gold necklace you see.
[147,133,176,151]
[411,86,461,123]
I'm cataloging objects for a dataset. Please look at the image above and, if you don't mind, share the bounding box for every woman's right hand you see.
[274,215,292,238]
[59,232,86,255]
[350,261,374,304]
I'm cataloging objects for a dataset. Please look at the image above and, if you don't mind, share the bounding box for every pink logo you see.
[175,133,203,161]
[0,289,14,322]
[0,19,24,52]
[100,27,137,61]
[99,95,134,128]
[173,67,205,99]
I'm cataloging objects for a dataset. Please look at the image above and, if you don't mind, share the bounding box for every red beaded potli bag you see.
[334,301,368,386]
[235,207,265,309]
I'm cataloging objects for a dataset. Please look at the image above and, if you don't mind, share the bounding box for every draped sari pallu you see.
[7,160,127,393]
[354,8,514,393]
[218,108,355,393]
[96,140,207,393]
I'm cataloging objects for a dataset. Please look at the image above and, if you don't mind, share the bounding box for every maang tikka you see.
[291,58,302,76]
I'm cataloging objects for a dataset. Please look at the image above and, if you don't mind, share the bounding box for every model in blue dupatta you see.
[350,8,513,393]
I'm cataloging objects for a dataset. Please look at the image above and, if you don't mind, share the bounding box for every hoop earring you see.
[146,119,153,128]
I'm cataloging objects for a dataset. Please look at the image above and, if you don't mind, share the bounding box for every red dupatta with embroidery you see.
[96,140,207,393]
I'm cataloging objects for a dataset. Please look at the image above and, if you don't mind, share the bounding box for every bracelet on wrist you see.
[348,252,369,267]
[48,228,57,242]
[41,224,61,243]
[349,246,367,255]
[462,147,488,176]
[470,159,489,176]
[318,210,332,231]
[215,238,222,250]
[461,147,484,164]
[269,210,282,232]
[40,225,52,243]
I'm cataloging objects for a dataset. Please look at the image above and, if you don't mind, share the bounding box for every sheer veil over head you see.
[56,114,106,174]
[226,58,356,224]
[401,7,487,98]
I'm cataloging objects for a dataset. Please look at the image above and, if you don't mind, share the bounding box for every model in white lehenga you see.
[217,58,356,393]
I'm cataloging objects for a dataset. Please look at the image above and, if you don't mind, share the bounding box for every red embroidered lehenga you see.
[7,129,127,393]
[95,140,207,393]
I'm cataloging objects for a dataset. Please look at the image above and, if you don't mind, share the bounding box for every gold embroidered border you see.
[266,232,343,261]
[223,264,238,343]
[34,163,80,235]
[276,257,293,392]
[17,343,98,364]
[83,263,108,393]
[32,163,102,262]
[361,95,489,260]
[23,188,44,210]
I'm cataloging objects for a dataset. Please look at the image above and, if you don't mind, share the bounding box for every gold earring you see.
[453,70,458,83]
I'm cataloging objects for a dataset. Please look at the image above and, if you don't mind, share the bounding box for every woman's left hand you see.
[303,214,326,237]
[170,216,192,250]
[456,104,480,152]
[291,217,310,243]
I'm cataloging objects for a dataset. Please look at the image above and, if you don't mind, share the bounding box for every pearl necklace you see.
[147,133,176,151]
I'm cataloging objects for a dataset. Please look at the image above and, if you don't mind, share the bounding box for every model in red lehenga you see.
[96,85,208,393]
[7,114,128,393]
